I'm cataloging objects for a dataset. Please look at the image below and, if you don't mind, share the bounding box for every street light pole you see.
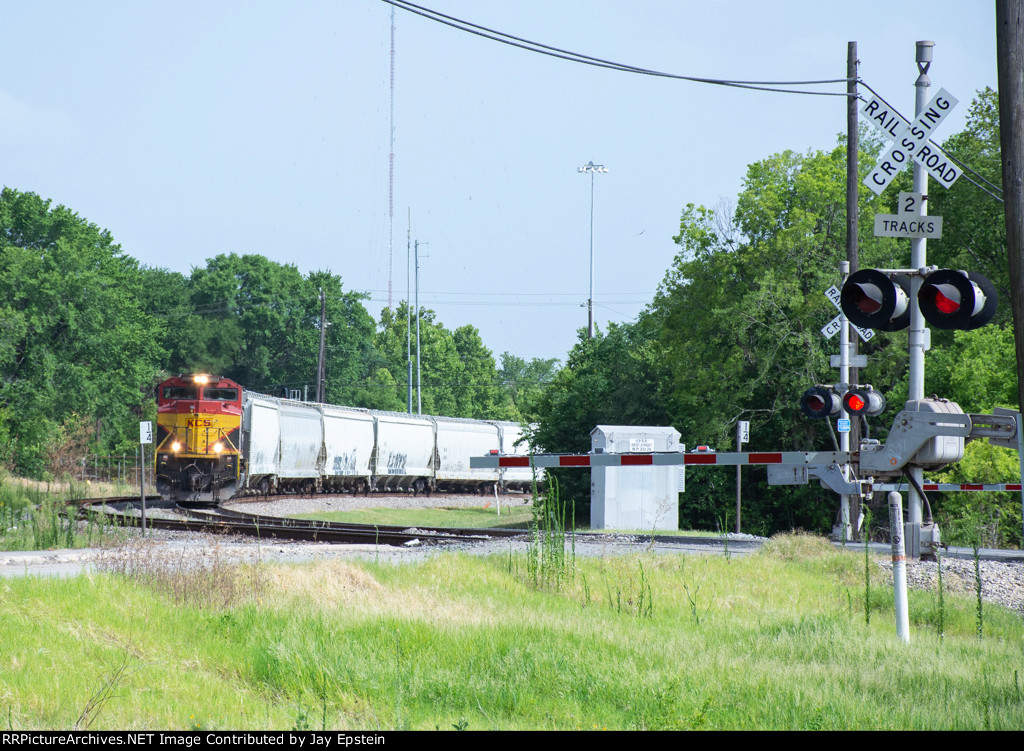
[578,161,608,339]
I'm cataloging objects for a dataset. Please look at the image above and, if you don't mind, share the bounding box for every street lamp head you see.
[578,161,608,174]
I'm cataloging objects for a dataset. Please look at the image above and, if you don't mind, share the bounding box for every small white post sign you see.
[138,421,152,535]
[873,192,943,239]
[737,420,750,445]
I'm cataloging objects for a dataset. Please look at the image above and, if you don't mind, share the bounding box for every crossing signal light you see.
[918,269,997,330]
[840,269,911,331]
[842,387,886,418]
[800,386,842,419]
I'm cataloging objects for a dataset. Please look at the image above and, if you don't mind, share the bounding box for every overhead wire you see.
[382,0,854,97]
[384,0,1003,206]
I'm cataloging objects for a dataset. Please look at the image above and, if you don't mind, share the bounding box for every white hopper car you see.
[237,391,537,496]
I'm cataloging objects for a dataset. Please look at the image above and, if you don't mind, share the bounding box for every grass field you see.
[292,503,536,530]
[1,533,1022,730]
[291,504,720,537]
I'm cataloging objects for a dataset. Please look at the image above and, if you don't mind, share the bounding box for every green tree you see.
[453,325,515,419]
[178,254,380,405]
[497,352,559,421]
[374,304,513,419]
[0,188,162,474]
[928,87,1008,324]
[532,320,670,521]
[649,139,914,533]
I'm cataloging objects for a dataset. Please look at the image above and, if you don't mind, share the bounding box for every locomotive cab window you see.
[204,388,239,401]
[163,386,198,400]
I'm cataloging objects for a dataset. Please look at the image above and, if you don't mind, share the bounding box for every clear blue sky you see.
[1,1,998,363]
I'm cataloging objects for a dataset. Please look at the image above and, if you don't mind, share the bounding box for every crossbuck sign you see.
[862,89,961,195]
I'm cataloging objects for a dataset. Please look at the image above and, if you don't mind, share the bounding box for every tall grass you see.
[0,481,125,551]
[523,476,575,591]
[3,532,1023,730]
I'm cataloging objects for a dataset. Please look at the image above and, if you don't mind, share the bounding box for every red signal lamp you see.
[800,386,842,419]
[918,269,996,330]
[840,269,912,331]
[842,387,886,418]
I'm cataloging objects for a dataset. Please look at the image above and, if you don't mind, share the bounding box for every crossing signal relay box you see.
[905,398,966,467]
[859,397,966,475]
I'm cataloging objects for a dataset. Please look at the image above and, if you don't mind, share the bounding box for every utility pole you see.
[997,0,1024,412]
[316,288,327,403]
[415,240,427,415]
[407,210,413,413]
[578,161,608,338]
[845,41,862,539]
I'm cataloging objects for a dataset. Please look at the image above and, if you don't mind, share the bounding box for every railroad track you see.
[69,496,525,547]
[63,496,1024,563]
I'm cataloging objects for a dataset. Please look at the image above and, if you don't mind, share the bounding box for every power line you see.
[382,0,854,98]
[384,1,1003,202]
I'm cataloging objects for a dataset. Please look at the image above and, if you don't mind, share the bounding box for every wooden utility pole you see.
[997,0,1024,411]
[846,41,863,538]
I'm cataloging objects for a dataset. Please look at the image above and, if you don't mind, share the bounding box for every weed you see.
[680,557,712,626]
[74,652,140,730]
[637,559,653,619]
[973,541,983,640]
[936,547,945,641]
[96,538,266,610]
[292,707,312,732]
[719,513,731,562]
[602,559,654,618]
[393,629,407,731]
[525,476,575,591]
[864,508,872,628]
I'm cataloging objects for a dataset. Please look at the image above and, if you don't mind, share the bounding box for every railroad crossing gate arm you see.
[766,463,864,496]
[471,449,863,495]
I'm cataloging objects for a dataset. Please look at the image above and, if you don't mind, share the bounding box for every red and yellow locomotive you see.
[154,374,243,502]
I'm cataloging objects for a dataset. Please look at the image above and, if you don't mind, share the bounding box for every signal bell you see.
[918,269,997,330]
[800,386,842,419]
[840,269,911,331]
[842,387,886,418]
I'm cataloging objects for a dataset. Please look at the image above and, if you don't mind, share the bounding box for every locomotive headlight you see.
[213,442,224,454]
[171,441,182,452]
[194,374,209,385]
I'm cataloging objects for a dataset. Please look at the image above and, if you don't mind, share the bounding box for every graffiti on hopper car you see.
[386,452,407,475]
[332,451,359,475]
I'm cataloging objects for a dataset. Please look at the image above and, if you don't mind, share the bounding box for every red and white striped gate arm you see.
[872,482,1024,492]
[471,450,849,469]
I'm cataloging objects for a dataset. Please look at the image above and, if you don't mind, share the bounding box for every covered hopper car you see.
[155,374,537,503]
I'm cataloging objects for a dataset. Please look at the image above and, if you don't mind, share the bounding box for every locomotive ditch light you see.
[842,386,886,418]
[800,386,842,419]
[918,269,997,330]
[840,269,911,331]
[171,441,182,452]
